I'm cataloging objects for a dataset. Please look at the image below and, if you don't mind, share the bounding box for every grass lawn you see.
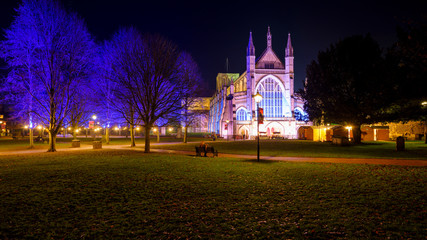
[0,150,425,239]
[0,136,206,152]
[152,140,427,160]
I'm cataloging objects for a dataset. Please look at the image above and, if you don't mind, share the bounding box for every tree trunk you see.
[145,124,151,153]
[29,128,34,149]
[47,131,57,152]
[156,128,160,143]
[353,124,362,144]
[130,125,135,147]
[183,126,188,143]
[177,127,182,138]
[105,127,110,144]
[424,120,427,144]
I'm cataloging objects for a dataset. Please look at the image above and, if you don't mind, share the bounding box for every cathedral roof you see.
[255,27,284,69]
[255,47,285,69]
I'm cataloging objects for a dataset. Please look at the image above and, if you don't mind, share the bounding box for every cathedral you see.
[208,27,311,139]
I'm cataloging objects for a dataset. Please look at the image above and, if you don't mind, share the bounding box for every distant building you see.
[184,97,210,133]
[209,27,311,139]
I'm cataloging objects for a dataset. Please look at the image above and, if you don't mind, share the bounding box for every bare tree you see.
[96,43,120,145]
[1,0,96,151]
[101,29,145,147]
[176,52,203,143]
[135,34,198,152]
[104,27,198,152]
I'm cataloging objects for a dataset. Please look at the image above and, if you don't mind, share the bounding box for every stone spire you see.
[247,31,255,56]
[267,26,272,48]
[285,33,293,57]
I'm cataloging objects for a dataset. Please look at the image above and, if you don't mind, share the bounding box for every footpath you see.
[1,143,426,167]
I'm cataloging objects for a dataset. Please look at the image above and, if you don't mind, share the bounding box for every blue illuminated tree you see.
[104,27,199,152]
[100,28,143,147]
[0,0,96,151]
[94,43,123,145]
[176,52,204,143]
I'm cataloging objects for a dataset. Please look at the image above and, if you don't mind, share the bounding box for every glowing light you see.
[422,101,427,106]
[24,125,28,129]
[136,127,140,131]
[345,126,352,139]
[68,127,71,130]
[254,92,263,103]
[92,115,97,120]
[168,127,173,131]
[0,121,3,124]
[114,127,119,130]
[153,128,157,132]
[37,125,42,130]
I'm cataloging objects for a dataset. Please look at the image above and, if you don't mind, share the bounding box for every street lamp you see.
[92,115,97,140]
[422,101,427,144]
[254,92,263,161]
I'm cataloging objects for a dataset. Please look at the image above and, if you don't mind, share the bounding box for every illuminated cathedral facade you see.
[208,27,311,139]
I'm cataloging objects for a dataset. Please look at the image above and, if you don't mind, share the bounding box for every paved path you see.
[1,143,426,167]
[150,149,427,166]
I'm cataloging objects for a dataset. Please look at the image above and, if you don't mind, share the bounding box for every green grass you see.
[0,136,206,151]
[2,137,426,160]
[0,150,426,239]
[152,139,427,160]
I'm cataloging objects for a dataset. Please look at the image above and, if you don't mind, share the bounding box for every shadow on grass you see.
[241,159,277,164]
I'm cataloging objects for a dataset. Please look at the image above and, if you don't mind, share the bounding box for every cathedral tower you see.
[246,31,255,114]
[285,33,295,111]
[285,33,294,74]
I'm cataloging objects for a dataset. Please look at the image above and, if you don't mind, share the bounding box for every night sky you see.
[1,0,426,96]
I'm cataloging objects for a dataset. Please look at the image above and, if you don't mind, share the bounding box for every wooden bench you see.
[34,136,44,142]
[195,146,218,157]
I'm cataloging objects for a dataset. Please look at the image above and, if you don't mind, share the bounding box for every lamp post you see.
[254,92,263,161]
[422,101,427,144]
[92,115,97,140]
[225,120,229,141]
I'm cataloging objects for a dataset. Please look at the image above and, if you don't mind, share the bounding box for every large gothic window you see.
[255,76,290,118]
[236,108,250,121]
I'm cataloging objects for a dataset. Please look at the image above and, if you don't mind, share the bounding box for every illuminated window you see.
[255,76,291,118]
[237,108,250,121]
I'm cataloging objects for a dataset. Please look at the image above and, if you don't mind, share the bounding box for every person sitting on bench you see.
[199,141,208,156]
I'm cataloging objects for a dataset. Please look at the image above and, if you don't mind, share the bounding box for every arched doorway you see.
[298,126,313,140]
[265,122,284,139]
[239,126,249,139]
